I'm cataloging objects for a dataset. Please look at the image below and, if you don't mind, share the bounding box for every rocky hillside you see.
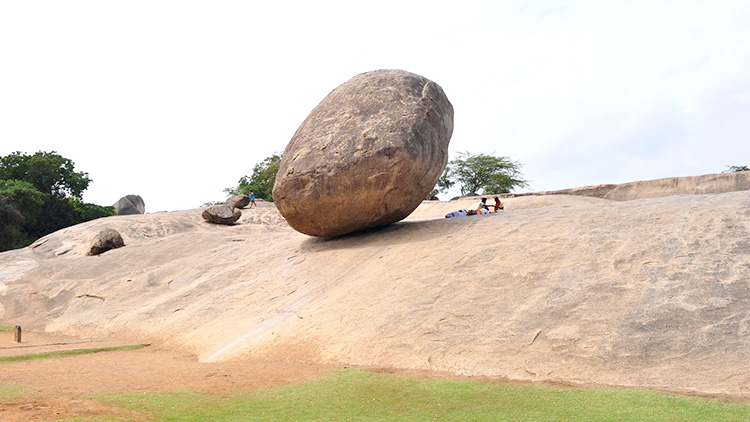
[1,171,749,398]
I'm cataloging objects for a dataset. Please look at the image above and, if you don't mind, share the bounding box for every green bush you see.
[225,152,282,201]
[0,151,114,252]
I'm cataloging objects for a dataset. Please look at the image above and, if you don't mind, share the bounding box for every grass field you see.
[3,366,749,422]
[98,370,750,422]
[0,344,149,364]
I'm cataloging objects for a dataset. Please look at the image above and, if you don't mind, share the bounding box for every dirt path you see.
[0,331,335,421]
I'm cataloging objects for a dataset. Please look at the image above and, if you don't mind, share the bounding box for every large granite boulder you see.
[226,194,250,209]
[273,69,453,237]
[113,195,145,215]
[201,205,241,225]
[88,228,125,255]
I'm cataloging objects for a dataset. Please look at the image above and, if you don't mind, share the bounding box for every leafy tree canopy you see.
[436,151,528,197]
[225,153,282,201]
[0,151,91,199]
[0,180,47,250]
[0,151,113,252]
[0,179,46,225]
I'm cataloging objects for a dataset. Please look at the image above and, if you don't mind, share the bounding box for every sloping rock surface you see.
[514,170,750,201]
[1,173,749,398]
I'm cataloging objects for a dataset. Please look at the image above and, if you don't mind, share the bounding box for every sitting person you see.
[476,197,489,212]
[493,196,504,212]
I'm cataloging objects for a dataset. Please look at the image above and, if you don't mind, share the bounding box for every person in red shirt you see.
[493,196,504,212]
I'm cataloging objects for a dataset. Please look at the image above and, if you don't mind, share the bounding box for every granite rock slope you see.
[1,173,749,399]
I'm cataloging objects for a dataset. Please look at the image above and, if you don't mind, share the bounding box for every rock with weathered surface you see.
[88,228,125,255]
[529,171,750,202]
[226,194,250,209]
[113,195,145,215]
[4,172,750,398]
[201,205,241,224]
[273,69,454,237]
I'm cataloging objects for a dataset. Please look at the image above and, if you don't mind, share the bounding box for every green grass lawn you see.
[2,365,749,421]
[0,344,149,363]
[90,369,750,422]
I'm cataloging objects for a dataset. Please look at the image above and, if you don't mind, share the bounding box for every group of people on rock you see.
[445,196,504,218]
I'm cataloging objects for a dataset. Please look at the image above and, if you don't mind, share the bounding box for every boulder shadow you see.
[300,214,489,252]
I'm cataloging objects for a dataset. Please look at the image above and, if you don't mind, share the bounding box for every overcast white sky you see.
[2,1,749,211]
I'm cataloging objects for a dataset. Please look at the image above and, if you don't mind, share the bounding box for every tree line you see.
[225,151,530,202]
[0,151,114,252]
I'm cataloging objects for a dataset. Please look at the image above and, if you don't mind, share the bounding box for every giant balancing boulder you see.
[273,69,453,237]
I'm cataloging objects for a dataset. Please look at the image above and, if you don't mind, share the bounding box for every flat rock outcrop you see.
[113,195,145,215]
[273,69,454,237]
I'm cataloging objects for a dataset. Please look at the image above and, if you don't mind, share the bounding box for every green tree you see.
[427,168,454,199]
[225,153,282,201]
[70,200,116,223]
[438,151,528,196]
[0,151,114,252]
[0,151,91,198]
[0,179,46,224]
[725,165,749,172]
[0,196,30,250]
[0,180,46,250]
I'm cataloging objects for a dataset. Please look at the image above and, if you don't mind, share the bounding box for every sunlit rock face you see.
[273,69,454,237]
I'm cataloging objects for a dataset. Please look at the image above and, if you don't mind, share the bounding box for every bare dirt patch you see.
[0,331,335,421]
[0,397,146,422]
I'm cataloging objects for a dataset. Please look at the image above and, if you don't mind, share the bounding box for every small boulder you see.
[88,228,125,255]
[113,195,145,215]
[202,205,241,224]
[226,194,250,209]
[273,69,454,237]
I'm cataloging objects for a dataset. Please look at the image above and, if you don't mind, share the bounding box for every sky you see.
[2,1,749,212]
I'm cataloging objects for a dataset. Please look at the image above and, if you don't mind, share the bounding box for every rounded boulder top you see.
[273,69,454,237]
[113,194,145,215]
